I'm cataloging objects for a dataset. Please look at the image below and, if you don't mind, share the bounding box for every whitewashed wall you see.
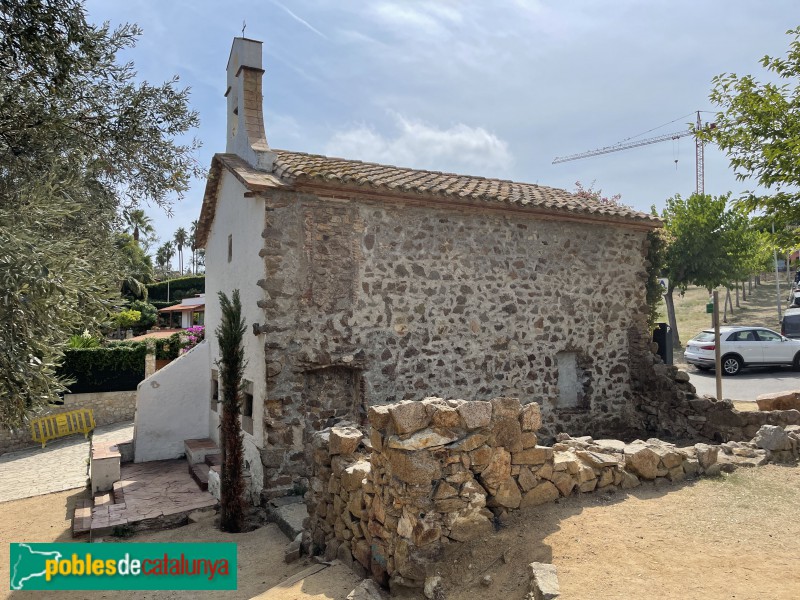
[134,341,211,462]
[204,171,267,497]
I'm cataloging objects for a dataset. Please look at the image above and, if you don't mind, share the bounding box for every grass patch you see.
[658,273,792,347]
[709,469,799,501]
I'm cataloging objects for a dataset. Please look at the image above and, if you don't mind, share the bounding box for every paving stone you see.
[86,458,217,533]
[0,421,133,503]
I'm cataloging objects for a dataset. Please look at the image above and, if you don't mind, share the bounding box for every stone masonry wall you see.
[305,396,730,590]
[257,190,652,496]
[629,333,800,441]
[0,391,136,455]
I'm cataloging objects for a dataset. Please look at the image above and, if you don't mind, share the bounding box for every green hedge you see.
[59,344,147,393]
[147,276,205,302]
[151,300,180,310]
[154,334,183,361]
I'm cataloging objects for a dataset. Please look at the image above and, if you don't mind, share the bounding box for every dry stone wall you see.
[305,397,732,590]
[257,190,652,496]
[0,391,136,454]
[629,337,800,441]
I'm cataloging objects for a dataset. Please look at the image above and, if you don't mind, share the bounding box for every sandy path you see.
[434,464,800,600]
[0,489,313,600]
[4,465,800,599]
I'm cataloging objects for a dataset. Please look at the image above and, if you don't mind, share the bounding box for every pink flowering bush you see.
[180,325,205,354]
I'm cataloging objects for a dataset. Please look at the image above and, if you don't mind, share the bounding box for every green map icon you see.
[9,543,63,590]
[8,542,237,591]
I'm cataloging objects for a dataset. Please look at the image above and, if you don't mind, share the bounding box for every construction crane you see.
[552,111,714,195]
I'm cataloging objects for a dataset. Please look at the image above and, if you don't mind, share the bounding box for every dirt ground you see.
[0,489,333,600]
[3,465,799,599]
[429,464,800,600]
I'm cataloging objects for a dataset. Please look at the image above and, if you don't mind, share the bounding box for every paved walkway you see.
[90,459,217,534]
[0,421,133,504]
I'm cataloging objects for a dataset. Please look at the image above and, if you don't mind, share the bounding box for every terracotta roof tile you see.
[197,149,661,248]
[270,149,659,226]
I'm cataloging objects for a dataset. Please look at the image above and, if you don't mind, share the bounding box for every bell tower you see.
[225,37,273,169]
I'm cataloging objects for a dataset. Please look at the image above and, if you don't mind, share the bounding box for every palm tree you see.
[173,227,188,274]
[196,248,206,274]
[123,209,155,244]
[216,290,246,533]
[116,233,154,299]
[155,241,174,278]
[189,220,199,275]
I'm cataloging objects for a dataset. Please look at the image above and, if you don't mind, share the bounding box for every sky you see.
[84,0,799,257]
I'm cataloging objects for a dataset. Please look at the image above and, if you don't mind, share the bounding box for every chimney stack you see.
[226,37,272,169]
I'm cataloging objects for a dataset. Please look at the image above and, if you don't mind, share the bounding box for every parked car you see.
[782,308,800,339]
[684,326,800,376]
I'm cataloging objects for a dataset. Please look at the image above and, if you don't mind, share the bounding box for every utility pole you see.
[713,291,722,401]
[774,221,782,322]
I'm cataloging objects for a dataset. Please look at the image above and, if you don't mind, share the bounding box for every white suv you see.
[685,326,800,376]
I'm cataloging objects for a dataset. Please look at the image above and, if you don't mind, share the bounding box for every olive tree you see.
[0,0,201,427]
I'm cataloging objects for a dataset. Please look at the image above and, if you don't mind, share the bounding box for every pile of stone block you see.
[305,397,800,591]
[305,423,373,576]
[633,344,800,443]
[717,424,800,469]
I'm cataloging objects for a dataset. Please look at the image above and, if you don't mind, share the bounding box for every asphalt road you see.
[687,365,800,402]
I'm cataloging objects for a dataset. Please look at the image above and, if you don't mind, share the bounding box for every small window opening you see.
[242,382,254,435]
[227,234,233,263]
[211,375,219,412]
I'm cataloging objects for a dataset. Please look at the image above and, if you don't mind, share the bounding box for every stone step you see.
[72,498,92,537]
[204,452,222,467]
[112,480,126,505]
[91,441,121,494]
[190,463,210,491]
[184,438,219,465]
[266,495,306,540]
[116,439,135,464]
[94,492,114,507]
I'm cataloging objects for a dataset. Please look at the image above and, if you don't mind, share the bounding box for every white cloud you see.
[270,0,328,39]
[325,113,513,176]
[369,2,447,35]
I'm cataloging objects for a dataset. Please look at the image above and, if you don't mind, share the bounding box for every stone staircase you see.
[71,437,220,538]
[184,438,221,494]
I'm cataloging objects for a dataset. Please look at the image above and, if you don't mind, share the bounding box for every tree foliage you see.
[173,227,188,274]
[644,228,667,330]
[0,0,201,426]
[116,233,154,300]
[702,27,800,227]
[659,193,760,344]
[573,180,623,205]
[155,241,175,278]
[114,309,141,329]
[128,300,158,330]
[216,290,247,533]
[662,193,738,294]
[123,209,154,244]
